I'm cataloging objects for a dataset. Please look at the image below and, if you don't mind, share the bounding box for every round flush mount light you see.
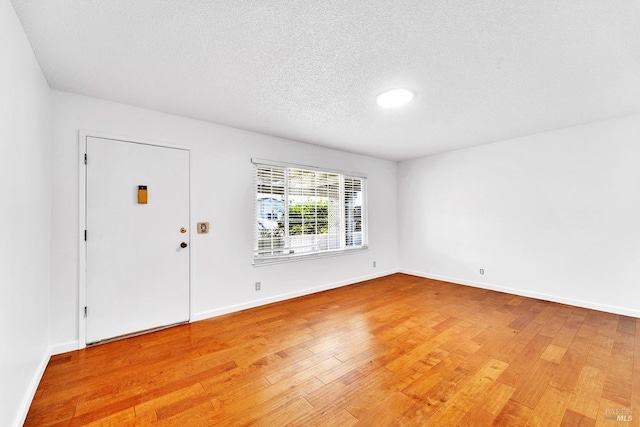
[376,88,416,108]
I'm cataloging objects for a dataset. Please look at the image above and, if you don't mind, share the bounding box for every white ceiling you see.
[11,0,640,161]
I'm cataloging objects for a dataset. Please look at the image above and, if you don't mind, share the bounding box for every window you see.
[254,160,367,264]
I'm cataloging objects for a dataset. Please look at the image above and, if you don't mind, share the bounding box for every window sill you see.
[253,245,368,267]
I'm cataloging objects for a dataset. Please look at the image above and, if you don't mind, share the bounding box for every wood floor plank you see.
[526,386,571,427]
[617,316,637,336]
[493,322,543,364]
[560,408,596,426]
[252,396,317,426]
[497,333,552,388]
[134,383,204,420]
[550,336,593,393]
[585,343,612,371]
[347,389,416,425]
[552,313,584,347]
[401,366,472,421]
[459,325,518,374]
[304,369,365,411]
[476,381,516,416]
[493,399,534,426]
[81,407,136,426]
[601,330,635,407]
[540,343,568,364]
[214,376,324,426]
[264,352,341,385]
[566,364,607,419]
[400,350,466,403]
[423,358,508,426]
[153,400,216,426]
[315,408,358,427]
[458,407,497,426]
[72,359,237,419]
[25,273,640,426]
[539,314,570,339]
[510,359,558,409]
[384,323,467,372]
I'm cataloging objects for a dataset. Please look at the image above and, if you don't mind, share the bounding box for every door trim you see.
[78,130,192,349]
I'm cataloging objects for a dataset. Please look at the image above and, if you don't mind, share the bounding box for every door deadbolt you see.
[180,242,188,248]
[180,227,187,233]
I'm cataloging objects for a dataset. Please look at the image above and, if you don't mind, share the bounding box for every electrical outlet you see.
[479,268,484,275]
[373,261,377,268]
[255,282,261,291]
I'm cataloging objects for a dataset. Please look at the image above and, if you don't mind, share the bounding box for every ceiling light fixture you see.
[376,88,415,108]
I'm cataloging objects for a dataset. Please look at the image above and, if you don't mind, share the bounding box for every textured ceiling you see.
[11,0,640,161]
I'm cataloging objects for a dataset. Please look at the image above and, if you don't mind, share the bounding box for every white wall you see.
[0,1,51,426]
[50,90,399,351]
[398,114,640,317]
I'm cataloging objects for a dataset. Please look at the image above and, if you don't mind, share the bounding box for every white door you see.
[85,136,190,344]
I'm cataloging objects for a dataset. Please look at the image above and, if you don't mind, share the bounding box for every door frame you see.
[78,130,192,349]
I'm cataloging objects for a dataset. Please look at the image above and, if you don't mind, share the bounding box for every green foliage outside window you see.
[288,200,329,235]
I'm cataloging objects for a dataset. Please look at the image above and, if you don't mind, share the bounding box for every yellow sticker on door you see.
[138,185,148,204]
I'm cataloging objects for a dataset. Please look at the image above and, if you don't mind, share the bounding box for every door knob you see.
[180,242,188,248]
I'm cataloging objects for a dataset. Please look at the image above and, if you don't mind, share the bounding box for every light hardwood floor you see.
[26,273,639,426]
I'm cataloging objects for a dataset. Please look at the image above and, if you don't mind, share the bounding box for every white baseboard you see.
[400,269,640,318]
[193,269,398,322]
[14,348,50,427]
[50,340,79,356]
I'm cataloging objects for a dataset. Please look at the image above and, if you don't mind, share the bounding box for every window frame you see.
[253,158,368,266]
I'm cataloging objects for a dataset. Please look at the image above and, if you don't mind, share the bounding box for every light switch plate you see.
[197,222,210,234]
